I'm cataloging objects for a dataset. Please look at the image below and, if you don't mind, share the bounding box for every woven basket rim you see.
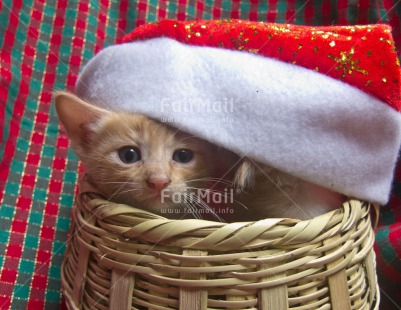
[76,179,378,251]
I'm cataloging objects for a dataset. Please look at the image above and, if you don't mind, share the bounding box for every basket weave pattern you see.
[61,181,379,309]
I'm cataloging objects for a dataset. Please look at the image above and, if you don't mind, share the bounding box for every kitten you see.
[54,91,236,220]
[55,91,344,222]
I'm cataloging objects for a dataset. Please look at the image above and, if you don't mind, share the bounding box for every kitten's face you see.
[54,92,217,217]
[82,113,215,214]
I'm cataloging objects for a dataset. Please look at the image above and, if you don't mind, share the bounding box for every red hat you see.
[125,20,401,111]
[76,20,401,205]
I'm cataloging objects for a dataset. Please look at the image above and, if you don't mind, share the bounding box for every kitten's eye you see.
[172,149,193,163]
[118,146,141,164]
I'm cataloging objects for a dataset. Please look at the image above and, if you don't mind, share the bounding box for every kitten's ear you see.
[233,159,255,191]
[54,91,111,151]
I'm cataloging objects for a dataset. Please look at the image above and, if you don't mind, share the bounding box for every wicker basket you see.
[61,180,380,310]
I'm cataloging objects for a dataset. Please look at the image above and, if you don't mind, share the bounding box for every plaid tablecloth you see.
[1,1,401,309]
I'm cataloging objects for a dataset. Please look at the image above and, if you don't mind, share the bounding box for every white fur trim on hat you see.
[75,37,401,205]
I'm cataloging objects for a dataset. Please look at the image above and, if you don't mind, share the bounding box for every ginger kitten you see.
[55,92,344,221]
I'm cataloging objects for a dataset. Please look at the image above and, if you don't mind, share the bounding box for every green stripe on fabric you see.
[106,3,122,45]
[52,241,66,255]
[4,183,18,197]
[37,166,51,179]
[381,208,395,225]
[294,1,305,24]
[313,0,323,25]
[277,2,287,23]
[13,285,30,299]
[60,194,74,206]
[240,1,250,17]
[33,188,47,202]
[0,231,9,243]
[376,229,398,261]
[65,7,78,19]
[19,259,35,274]
[0,0,13,47]
[42,145,54,157]
[148,0,160,22]
[45,123,59,138]
[347,3,358,24]
[368,7,377,22]
[16,137,29,151]
[1,205,14,219]
[379,9,389,22]
[221,0,232,12]
[49,265,61,279]
[45,290,61,302]
[167,1,178,16]
[10,160,24,173]
[87,14,97,27]
[258,2,268,18]
[56,2,80,79]
[126,2,138,33]
[33,59,47,73]
[21,115,34,132]
[187,4,196,18]
[56,217,71,231]
[24,235,39,249]
[29,211,43,225]
[43,5,55,16]
[203,6,212,20]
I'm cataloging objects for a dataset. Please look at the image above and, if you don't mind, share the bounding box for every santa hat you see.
[75,19,401,205]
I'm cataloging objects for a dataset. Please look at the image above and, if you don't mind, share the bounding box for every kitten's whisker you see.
[187,177,234,186]
[189,177,233,182]
[181,191,215,220]
[180,194,202,220]
[105,174,143,202]
[193,196,225,222]
[96,181,140,186]
[113,188,141,196]
[184,186,234,197]
[183,191,212,219]
[183,186,249,212]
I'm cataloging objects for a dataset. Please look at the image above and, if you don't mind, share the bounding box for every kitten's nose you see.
[146,177,171,192]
